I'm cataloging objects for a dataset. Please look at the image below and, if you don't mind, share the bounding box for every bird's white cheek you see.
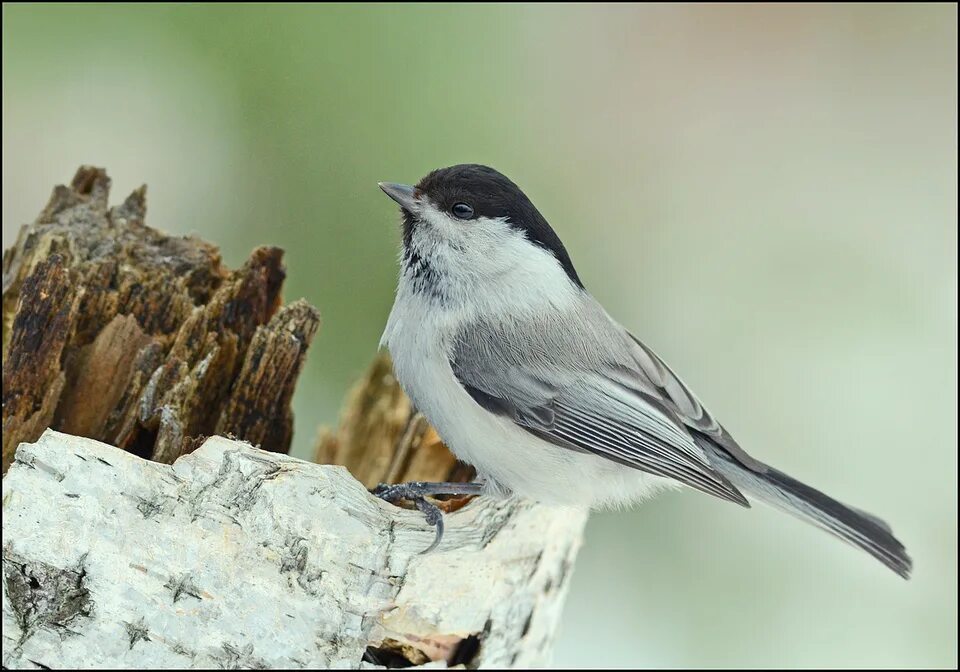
[404,208,581,316]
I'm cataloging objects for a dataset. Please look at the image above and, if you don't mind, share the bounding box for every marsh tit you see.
[375,164,911,578]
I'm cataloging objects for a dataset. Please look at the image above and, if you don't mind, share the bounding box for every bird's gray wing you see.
[622,332,769,474]
[450,310,750,506]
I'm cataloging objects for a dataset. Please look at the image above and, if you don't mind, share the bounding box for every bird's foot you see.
[372,481,484,554]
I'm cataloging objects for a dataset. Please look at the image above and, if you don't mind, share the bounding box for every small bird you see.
[376,164,911,578]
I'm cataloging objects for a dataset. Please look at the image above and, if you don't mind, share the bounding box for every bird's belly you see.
[388,339,676,509]
[445,412,677,509]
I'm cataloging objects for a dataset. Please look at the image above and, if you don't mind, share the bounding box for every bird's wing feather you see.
[450,303,750,506]
[622,332,769,473]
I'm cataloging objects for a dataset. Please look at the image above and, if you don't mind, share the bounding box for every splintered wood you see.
[1,166,588,671]
[315,352,475,491]
[1,167,320,471]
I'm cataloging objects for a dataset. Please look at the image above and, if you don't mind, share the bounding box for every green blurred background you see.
[3,4,956,668]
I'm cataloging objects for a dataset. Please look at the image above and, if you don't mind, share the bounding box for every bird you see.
[374,163,911,578]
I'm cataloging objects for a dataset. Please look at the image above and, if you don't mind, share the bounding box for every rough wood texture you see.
[1,431,587,669]
[1,167,321,471]
[1,167,587,669]
[315,352,475,492]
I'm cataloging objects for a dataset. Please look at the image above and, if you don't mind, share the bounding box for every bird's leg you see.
[373,481,484,501]
[372,481,484,553]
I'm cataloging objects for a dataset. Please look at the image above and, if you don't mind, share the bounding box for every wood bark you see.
[1,431,587,669]
[1,167,321,471]
[315,352,476,491]
[1,167,588,669]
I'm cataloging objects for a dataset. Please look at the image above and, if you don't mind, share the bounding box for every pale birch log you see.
[1,430,587,669]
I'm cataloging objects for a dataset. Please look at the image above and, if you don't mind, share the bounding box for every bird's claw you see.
[372,482,421,502]
[414,497,444,554]
[373,481,445,554]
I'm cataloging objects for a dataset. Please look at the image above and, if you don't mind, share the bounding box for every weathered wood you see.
[1,256,78,470]
[1,167,321,471]
[1,431,587,669]
[1,166,588,669]
[315,352,475,493]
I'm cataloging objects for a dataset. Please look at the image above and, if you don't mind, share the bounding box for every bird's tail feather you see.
[699,439,912,579]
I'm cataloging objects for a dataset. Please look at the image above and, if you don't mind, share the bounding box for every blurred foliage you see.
[3,4,956,668]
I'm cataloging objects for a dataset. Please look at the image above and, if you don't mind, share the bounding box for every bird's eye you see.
[451,203,474,220]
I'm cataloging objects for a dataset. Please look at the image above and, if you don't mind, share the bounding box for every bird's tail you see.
[698,438,912,579]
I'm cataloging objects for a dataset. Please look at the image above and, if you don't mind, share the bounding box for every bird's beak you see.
[378,182,417,211]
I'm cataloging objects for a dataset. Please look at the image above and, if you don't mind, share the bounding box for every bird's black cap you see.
[413,164,584,289]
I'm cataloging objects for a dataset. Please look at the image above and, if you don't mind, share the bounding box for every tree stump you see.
[1,430,587,669]
[1,167,321,471]
[1,168,588,669]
